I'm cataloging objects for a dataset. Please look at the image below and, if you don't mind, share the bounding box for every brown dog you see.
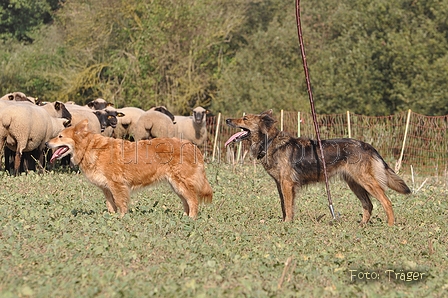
[46,120,212,218]
[225,110,410,226]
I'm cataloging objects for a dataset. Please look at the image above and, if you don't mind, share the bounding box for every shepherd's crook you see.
[295,0,337,220]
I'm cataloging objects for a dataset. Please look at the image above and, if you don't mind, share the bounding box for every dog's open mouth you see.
[225,129,250,146]
[50,146,70,163]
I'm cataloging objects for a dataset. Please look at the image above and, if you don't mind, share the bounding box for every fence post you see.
[297,111,301,137]
[347,111,351,138]
[212,113,221,162]
[395,109,412,173]
[280,109,284,131]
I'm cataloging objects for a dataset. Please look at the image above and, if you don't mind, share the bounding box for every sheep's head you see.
[0,92,31,103]
[87,98,114,110]
[46,120,90,163]
[93,109,125,132]
[54,101,72,122]
[192,106,207,124]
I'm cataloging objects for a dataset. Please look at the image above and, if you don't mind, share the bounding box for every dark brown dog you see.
[225,110,410,226]
[47,120,212,218]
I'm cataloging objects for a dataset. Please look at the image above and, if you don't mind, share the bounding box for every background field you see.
[0,164,447,297]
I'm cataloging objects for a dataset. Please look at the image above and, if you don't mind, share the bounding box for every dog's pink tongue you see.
[225,131,246,147]
[50,147,67,163]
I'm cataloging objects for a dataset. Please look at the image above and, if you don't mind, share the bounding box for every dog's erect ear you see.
[74,119,89,135]
[259,115,276,135]
[260,110,276,129]
[260,109,273,117]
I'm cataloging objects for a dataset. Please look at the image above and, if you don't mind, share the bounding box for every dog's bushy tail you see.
[385,167,411,194]
[196,170,213,204]
[373,155,411,194]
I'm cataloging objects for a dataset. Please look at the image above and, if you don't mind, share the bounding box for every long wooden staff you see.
[295,0,337,220]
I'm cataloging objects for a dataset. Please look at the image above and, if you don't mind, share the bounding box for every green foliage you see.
[0,0,448,115]
[215,11,309,115]
[308,0,448,115]
[0,0,60,43]
[40,0,246,112]
[0,166,447,296]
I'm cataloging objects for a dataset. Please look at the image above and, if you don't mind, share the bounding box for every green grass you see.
[0,164,447,297]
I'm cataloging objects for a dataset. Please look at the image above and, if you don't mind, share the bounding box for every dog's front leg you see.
[275,179,295,222]
[102,188,118,213]
[108,185,131,216]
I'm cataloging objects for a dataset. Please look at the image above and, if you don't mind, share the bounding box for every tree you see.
[0,0,61,43]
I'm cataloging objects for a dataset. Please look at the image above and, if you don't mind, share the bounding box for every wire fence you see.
[201,110,448,178]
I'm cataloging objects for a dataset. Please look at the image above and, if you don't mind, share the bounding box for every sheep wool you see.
[0,103,68,175]
[133,111,175,141]
[112,107,145,140]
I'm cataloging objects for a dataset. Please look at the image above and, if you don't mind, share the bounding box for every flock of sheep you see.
[0,92,208,175]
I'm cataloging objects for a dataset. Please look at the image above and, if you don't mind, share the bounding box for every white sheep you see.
[0,102,70,175]
[149,106,176,123]
[110,107,145,140]
[65,104,102,133]
[174,106,208,146]
[133,110,175,141]
[0,92,34,104]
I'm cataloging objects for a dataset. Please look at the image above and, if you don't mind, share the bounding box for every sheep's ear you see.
[75,119,89,135]
[87,101,94,108]
[54,101,63,111]
[116,112,125,117]
[107,102,114,107]
[57,118,71,127]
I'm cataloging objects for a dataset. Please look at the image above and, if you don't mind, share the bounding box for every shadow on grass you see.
[71,209,96,216]
[71,202,164,217]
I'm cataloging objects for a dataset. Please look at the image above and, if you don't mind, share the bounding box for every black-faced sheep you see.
[86,98,114,110]
[0,102,71,175]
[174,106,208,146]
[93,109,125,133]
[133,111,175,141]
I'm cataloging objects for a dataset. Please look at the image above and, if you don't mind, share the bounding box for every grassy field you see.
[0,163,447,297]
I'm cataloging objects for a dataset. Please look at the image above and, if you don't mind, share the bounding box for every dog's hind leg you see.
[168,178,199,218]
[275,179,295,222]
[101,188,118,213]
[357,178,395,226]
[345,178,373,225]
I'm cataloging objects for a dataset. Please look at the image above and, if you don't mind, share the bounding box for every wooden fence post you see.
[395,109,412,173]
[280,109,284,131]
[347,111,351,138]
[212,113,221,162]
